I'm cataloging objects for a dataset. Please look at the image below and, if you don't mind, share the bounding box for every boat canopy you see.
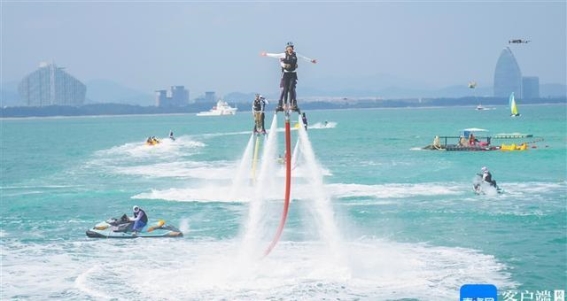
[462,128,489,132]
[461,128,489,139]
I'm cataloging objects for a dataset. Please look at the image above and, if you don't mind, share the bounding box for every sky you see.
[2,1,566,97]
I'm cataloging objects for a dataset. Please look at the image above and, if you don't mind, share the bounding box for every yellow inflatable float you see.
[146,137,160,146]
[500,143,528,151]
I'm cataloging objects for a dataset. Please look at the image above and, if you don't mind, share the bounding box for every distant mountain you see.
[85,79,155,106]
[540,83,567,97]
[299,83,493,99]
[435,85,493,98]
[303,73,430,93]
[299,73,482,98]
[300,73,565,98]
[223,92,257,103]
[2,75,564,108]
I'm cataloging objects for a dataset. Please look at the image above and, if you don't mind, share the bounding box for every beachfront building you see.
[194,91,217,104]
[156,85,189,107]
[522,76,540,99]
[18,62,86,107]
[493,47,522,98]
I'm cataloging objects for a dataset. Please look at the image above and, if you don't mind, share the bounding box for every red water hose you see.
[264,114,292,256]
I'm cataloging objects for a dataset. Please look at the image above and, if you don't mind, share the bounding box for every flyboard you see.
[263,105,299,256]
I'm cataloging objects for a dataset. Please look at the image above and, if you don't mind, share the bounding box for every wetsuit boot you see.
[291,99,300,113]
[275,100,284,112]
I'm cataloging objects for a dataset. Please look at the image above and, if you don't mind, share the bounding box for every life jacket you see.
[134,209,148,224]
[253,99,266,112]
[483,172,493,183]
[253,99,262,111]
[282,52,298,72]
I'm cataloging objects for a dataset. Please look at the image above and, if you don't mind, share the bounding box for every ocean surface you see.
[1,104,566,300]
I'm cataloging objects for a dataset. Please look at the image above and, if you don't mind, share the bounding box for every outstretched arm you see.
[260,52,285,59]
[297,53,317,64]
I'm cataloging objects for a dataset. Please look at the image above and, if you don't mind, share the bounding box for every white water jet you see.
[238,115,281,259]
[237,113,346,266]
[296,115,347,264]
[229,134,255,199]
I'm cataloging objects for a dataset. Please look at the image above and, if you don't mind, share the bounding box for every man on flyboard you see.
[261,41,317,113]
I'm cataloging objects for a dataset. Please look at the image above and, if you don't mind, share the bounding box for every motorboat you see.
[422,128,499,151]
[86,214,183,239]
[196,100,238,116]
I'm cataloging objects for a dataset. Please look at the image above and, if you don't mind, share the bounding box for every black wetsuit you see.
[279,52,298,108]
[253,98,266,132]
[483,172,497,187]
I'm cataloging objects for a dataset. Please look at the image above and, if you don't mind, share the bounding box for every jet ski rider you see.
[481,166,498,187]
[130,205,148,233]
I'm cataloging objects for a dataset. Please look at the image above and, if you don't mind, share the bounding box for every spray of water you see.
[295,116,346,265]
[255,115,281,198]
[238,115,281,260]
[229,134,255,198]
[236,113,346,266]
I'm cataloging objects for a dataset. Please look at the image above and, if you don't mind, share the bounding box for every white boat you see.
[476,104,487,110]
[509,92,521,117]
[469,81,487,111]
[196,100,238,116]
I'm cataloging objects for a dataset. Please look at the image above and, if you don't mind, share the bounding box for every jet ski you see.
[86,214,183,239]
[473,174,503,195]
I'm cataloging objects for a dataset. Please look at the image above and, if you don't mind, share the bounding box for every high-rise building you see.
[493,47,522,98]
[204,92,216,103]
[170,86,189,105]
[156,86,189,107]
[522,76,540,99]
[194,91,217,104]
[155,90,168,106]
[18,62,86,107]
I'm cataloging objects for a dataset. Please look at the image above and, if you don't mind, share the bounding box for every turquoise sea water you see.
[1,104,566,300]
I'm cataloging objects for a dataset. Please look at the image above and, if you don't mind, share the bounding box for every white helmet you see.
[481,167,488,173]
[133,205,140,213]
